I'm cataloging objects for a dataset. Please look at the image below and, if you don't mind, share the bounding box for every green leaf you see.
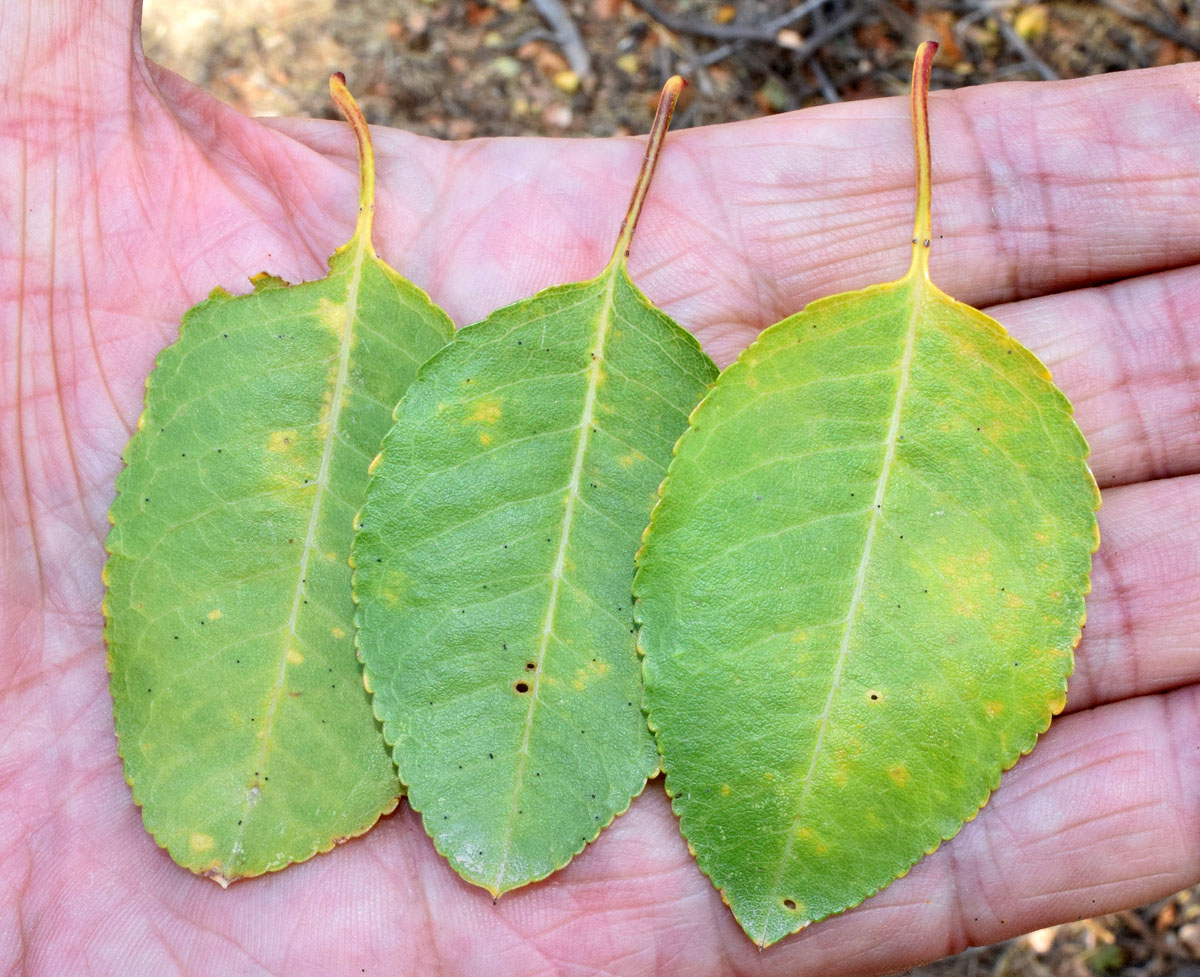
[352,78,717,895]
[634,44,1100,948]
[104,75,453,884]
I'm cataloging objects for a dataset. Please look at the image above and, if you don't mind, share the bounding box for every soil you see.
[142,0,1200,137]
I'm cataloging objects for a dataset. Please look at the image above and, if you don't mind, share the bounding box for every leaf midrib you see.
[491,269,619,892]
[757,278,922,942]
[227,238,368,869]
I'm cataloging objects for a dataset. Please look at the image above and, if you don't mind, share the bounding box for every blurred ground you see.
[142,0,1200,136]
[140,1,1200,974]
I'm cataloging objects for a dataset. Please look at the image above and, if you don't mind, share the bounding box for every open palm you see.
[2,2,1197,974]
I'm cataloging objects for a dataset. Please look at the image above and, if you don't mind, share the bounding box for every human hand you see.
[1,2,1197,974]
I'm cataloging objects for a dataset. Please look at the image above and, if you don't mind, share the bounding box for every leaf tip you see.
[201,868,233,888]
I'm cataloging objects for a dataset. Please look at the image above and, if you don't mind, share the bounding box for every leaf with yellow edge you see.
[634,44,1100,947]
[104,75,453,883]
[352,78,717,895]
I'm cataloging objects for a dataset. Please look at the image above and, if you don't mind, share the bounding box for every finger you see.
[743,686,1200,977]
[476,687,1200,976]
[1066,474,1200,714]
[636,64,1200,356]
[329,65,1200,362]
[26,668,1197,977]
[988,264,1200,488]
[274,87,1200,496]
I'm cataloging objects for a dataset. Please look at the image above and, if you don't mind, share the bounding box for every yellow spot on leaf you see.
[721,784,732,795]
[317,296,349,339]
[480,433,492,446]
[331,626,346,639]
[267,430,298,453]
[1005,592,1024,608]
[207,609,222,621]
[985,701,1004,718]
[954,596,981,617]
[888,764,910,787]
[189,833,214,852]
[618,450,646,468]
[468,399,502,424]
[286,647,304,665]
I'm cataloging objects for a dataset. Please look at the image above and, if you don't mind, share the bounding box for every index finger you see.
[359,64,1200,360]
[638,64,1200,345]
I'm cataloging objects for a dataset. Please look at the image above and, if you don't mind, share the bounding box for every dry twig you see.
[530,0,592,78]
[630,0,837,43]
[1098,0,1200,56]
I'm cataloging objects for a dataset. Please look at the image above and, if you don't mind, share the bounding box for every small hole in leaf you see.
[869,692,880,701]
[783,898,797,911]
[525,662,536,671]
[515,681,530,694]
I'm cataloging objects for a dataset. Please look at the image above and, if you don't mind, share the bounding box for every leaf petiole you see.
[609,76,686,266]
[907,41,937,281]
[329,72,377,254]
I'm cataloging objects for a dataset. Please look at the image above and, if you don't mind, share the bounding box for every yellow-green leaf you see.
[634,44,1100,947]
[353,79,717,895]
[104,76,453,883]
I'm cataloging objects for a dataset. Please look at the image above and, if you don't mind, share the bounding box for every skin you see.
[1,1,1198,974]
